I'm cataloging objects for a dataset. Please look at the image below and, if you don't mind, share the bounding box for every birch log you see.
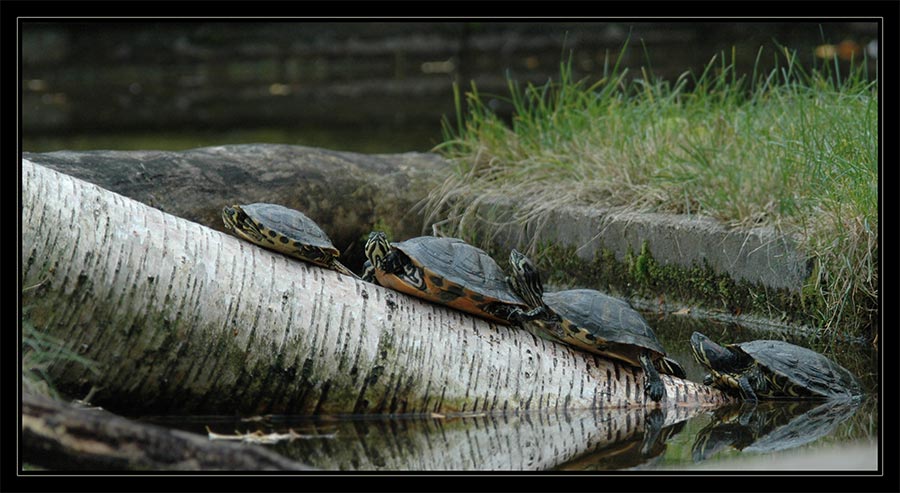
[22,159,734,416]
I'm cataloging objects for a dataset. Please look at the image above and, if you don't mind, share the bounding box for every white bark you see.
[21,159,734,416]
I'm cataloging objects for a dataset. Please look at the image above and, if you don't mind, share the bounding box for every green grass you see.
[424,45,878,338]
[22,307,97,399]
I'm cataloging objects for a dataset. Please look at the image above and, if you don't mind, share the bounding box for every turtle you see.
[507,249,685,402]
[222,203,358,278]
[689,331,862,401]
[362,231,545,325]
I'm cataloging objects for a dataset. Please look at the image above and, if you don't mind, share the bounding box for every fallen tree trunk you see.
[22,159,734,416]
[21,391,312,471]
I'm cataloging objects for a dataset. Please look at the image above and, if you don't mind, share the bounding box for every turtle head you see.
[690,332,738,372]
[222,205,241,232]
[507,249,545,309]
[364,231,391,269]
[222,204,264,241]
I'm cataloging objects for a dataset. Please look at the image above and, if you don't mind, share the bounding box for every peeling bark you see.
[22,159,734,416]
[21,392,312,471]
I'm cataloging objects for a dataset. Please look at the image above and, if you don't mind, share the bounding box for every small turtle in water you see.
[690,331,862,401]
[222,203,357,278]
[507,249,685,402]
[362,232,545,325]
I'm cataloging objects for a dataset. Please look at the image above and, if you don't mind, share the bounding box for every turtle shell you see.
[542,289,667,359]
[240,203,338,254]
[383,236,527,322]
[732,340,862,400]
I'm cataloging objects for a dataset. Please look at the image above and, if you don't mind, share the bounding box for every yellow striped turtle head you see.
[508,249,544,310]
[222,204,267,243]
[690,332,740,372]
[365,231,391,270]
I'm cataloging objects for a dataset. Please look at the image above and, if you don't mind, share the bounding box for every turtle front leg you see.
[639,353,665,402]
[508,305,548,323]
[484,303,547,326]
[737,376,759,402]
[361,260,380,284]
[330,259,361,279]
[379,251,404,275]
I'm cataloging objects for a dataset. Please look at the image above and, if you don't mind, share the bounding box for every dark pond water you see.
[22,125,441,155]
[137,312,879,472]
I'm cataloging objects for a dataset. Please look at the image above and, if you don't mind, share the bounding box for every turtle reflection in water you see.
[691,399,861,462]
[690,332,862,401]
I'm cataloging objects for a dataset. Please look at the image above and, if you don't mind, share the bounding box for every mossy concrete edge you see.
[462,198,827,334]
[477,199,812,291]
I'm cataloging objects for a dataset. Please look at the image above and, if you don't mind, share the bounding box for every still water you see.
[22,125,441,155]
[138,312,879,472]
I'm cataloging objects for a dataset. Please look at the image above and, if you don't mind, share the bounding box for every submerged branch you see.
[21,392,313,471]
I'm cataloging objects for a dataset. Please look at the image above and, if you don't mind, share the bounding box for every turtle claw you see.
[640,353,665,402]
[645,378,665,402]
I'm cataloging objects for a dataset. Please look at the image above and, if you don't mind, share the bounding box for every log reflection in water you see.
[184,406,705,471]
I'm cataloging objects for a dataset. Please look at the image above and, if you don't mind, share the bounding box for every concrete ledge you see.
[476,199,811,293]
[552,206,810,292]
